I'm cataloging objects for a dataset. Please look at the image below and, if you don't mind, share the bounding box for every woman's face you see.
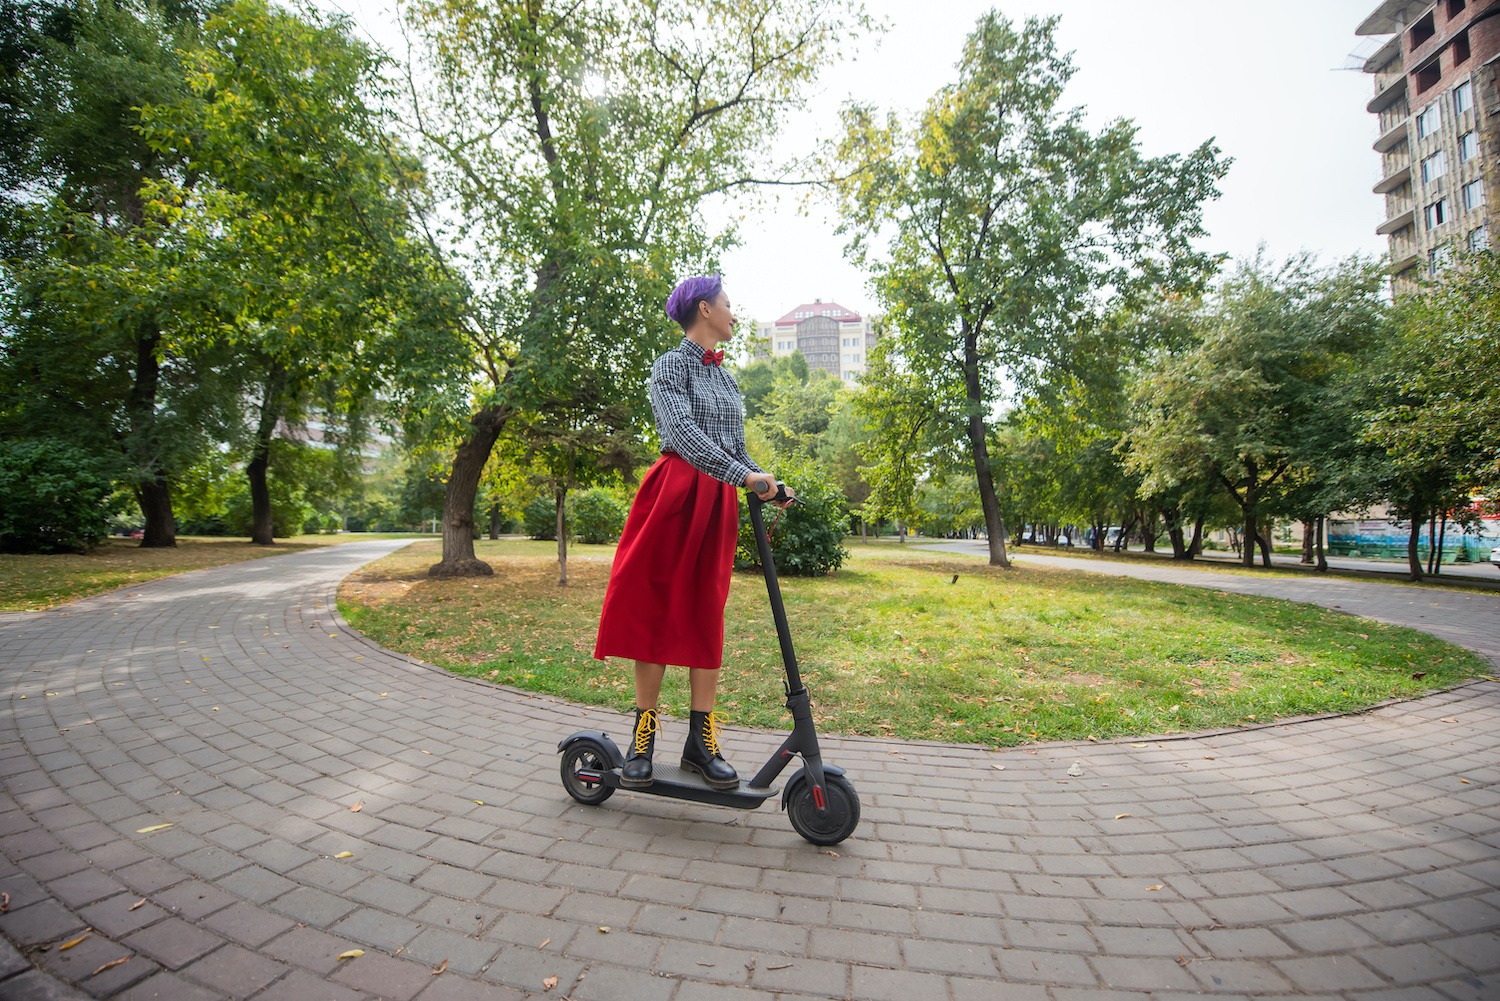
[697,291,736,343]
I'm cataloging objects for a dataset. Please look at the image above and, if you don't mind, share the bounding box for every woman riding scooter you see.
[592,275,794,790]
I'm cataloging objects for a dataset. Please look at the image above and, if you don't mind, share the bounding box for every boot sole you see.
[619,774,653,789]
[680,759,739,791]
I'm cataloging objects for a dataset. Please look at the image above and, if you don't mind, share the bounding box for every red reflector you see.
[813,786,825,810]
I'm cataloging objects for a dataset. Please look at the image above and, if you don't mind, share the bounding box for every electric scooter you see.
[556,480,860,846]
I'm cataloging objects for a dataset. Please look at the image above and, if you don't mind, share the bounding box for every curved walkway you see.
[0,540,1494,1000]
[920,541,1500,669]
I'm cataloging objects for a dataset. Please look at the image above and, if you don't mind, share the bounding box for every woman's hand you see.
[745,472,796,508]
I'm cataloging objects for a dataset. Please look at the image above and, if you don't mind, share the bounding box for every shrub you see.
[734,453,849,577]
[0,439,118,553]
[524,495,559,540]
[571,489,628,544]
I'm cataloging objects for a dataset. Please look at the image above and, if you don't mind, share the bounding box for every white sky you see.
[328,0,1392,327]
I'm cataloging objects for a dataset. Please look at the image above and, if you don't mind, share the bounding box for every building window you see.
[1454,80,1474,115]
[1463,179,1485,211]
[1459,131,1478,161]
[1453,30,1471,66]
[1421,150,1447,183]
[1416,60,1441,94]
[1448,0,1467,16]
[1416,102,1441,138]
[1470,224,1489,252]
[1410,10,1436,47]
[1425,198,1450,228]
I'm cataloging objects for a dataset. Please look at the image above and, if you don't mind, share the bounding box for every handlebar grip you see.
[748,479,794,504]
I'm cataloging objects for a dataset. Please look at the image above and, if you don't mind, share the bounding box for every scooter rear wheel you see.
[785,773,860,845]
[560,740,615,806]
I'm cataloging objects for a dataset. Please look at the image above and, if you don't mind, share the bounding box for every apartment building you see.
[753,299,880,383]
[1359,0,1500,286]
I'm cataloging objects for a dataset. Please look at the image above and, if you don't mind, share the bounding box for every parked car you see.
[1491,546,1500,569]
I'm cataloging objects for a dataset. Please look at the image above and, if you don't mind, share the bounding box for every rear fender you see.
[557,730,623,768]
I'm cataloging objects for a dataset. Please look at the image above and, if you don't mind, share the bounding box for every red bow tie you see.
[701,349,725,367]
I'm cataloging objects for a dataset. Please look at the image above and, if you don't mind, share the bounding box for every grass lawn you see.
[337,539,1486,746]
[1,533,421,612]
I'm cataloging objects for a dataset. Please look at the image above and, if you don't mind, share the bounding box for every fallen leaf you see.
[1176,954,1193,967]
[473,800,484,805]
[1203,755,1215,760]
[379,692,389,697]
[135,823,173,833]
[539,938,551,949]
[1412,672,1427,680]
[431,959,448,975]
[1114,814,1133,820]
[991,764,1005,770]
[597,926,610,933]
[92,957,128,976]
[58,933,91,950]
[1130,743,1148,748]
[211,707,219,712]
[127,899,145,911]
[334,851,354,859]
[823,850,840,858]
[350,803,362,813]
[543,975,558,991]
[422,750,431,754]
[1441,717,1459,723]
[1460,778,1470,784]
[1,892,8,912]
[1145,884,1164,891]
[337,949,364,961]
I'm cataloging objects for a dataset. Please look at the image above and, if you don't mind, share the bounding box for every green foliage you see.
[0,439,119,553]
[524,496,559,541]
[571,489,627,545]
[735,452,849,577]
[832,11,1227,562]
[736,353,811,419]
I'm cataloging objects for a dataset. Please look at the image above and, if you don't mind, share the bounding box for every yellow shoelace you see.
[703,711,730,756]
[632,709,658,754]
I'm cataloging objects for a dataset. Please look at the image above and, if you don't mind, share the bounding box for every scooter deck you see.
[607,763,778,810]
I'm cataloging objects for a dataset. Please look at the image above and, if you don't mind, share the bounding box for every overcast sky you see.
[329,0,1392,326]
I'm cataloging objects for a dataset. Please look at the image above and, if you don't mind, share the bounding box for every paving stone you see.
[179,944,288,999]
[113,970,227,1001]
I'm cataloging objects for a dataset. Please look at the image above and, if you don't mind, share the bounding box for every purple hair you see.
[665,274,724,328]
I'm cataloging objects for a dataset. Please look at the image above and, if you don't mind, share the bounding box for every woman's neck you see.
[685,327,722,351]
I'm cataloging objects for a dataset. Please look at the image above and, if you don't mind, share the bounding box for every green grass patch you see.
[337,539,1485,746]
[0,533,419,611]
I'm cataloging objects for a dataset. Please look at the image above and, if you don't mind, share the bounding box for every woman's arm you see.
[649,353,755,487]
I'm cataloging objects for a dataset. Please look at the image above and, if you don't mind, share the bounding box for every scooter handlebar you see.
[748,479,800,506]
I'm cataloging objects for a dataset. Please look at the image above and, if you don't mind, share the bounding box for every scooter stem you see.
[747,493,803,694]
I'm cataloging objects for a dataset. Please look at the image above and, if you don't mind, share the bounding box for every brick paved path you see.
[0,540,1496,1000]
[921,541,1500,669]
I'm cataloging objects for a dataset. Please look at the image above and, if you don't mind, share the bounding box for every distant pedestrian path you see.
[920,541,1500,669]
[0,540,1496,999]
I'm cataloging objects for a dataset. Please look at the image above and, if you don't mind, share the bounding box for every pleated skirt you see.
[593,453,739,671]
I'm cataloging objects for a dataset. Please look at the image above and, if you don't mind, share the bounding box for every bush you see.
[572,489,627,544]
[0,439,118,553]
[734,453,849,577]
[524,495,559,540]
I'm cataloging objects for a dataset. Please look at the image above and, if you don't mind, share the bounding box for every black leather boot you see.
[681,710,738,790]
[621,708,657,789]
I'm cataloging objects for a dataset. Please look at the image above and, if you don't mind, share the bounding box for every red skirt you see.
[593,453,739,670]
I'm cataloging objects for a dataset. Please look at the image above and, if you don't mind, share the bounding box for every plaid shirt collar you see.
[679,337,722,365]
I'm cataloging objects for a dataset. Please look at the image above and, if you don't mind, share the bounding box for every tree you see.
[404,0,872,577]
[1125,254,1386,567]
[832,11,1227,566]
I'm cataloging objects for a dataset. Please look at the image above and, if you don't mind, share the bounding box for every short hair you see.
[665,274,724,328]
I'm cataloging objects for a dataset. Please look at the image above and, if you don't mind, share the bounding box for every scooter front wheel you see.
[560,740,615,806]
[785,773,860,845]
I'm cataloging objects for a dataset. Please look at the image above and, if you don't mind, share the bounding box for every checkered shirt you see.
[649,337,765,487]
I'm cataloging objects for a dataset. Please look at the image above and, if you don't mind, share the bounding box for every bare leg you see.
[634,661,666,709]
[688,668,719,712]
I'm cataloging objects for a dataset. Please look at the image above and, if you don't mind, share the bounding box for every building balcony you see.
[1357,0,1429,35]
[1377,208,1416,236]
[1389,251,1422,274]
[1374,164,1412,194]
[1374,121,1409,153]
[1367,75,1407,114]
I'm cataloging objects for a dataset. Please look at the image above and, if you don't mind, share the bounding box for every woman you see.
[593,275,792,791]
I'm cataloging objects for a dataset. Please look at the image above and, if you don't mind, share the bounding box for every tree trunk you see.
[488,502,502,540]
[961,330,1009,567]
[1301,521,1315,564]
[135,479,176,548]
[1315,514,1327,572]
[1188,513,1205,558]
[860,517,867,544]
[556,485,569,586]
[1168,525,1187,559]
[1434,512,1447,576]
[429,404,510,577]
[1256,533,1272,568]
[898,521,905,544]
[1426,512,1438,574]
[1141,510,1158,553]
[246,443,274,545]
[126,321,176,547]
[1241,496,1258,568]
[1406,515,1424,581]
